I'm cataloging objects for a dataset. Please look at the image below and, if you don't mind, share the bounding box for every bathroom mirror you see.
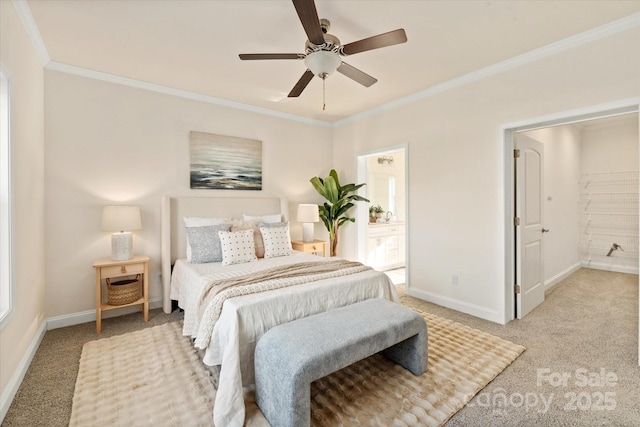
[368,173,396,215]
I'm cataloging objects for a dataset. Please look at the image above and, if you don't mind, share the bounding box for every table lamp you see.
[297,204,319,243]
[101,206,142,261]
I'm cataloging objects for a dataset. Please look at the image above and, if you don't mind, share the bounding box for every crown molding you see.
[334,12,640,127]
[12,0,639,129]
[11,0,50,66]
[45,62,333,128]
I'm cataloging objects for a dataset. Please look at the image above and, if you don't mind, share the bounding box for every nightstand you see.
[291,240,328,257]
[93,255,149,333]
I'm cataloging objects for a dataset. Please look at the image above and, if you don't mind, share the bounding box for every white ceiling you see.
[25,0,640,123]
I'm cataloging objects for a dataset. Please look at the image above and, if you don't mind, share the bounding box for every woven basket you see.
[106,275,141,306]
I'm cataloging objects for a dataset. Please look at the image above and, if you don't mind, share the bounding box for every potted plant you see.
[310,169,369,257]
[369,205,384,221]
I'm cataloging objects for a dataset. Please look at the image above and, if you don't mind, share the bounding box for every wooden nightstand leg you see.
[143,262,149,322]
[95,270,102,333]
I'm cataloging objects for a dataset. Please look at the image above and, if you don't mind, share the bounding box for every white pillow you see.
[218,229,258,266]
[243,213,281,224]
[184,217,231,261]
[259,224,293,258]
[184,217,231,227]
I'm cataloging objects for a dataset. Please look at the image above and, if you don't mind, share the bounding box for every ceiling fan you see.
[239,0,407,108]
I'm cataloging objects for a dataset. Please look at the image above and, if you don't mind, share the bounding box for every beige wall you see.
[582,115,639,174]
[43,70,333,318]
[0,0,46,416]
[333,27,640,322]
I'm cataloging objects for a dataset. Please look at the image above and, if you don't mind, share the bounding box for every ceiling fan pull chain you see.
[322,75,326,111]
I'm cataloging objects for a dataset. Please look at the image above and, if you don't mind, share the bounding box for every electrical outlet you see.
[451,274,458,286]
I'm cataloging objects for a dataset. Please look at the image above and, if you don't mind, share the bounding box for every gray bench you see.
[254,298,428,427]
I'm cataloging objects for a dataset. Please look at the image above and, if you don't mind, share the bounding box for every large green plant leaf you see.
[309,169,370,255]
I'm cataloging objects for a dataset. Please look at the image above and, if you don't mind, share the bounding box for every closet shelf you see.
[579,171,639,273]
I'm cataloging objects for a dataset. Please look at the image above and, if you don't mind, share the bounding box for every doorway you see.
[356,145,409,287]
[504,102,640,364]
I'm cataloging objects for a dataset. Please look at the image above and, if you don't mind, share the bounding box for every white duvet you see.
[170,252,399,427]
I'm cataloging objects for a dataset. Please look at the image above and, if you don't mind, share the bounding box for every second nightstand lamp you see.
[101,205,142,261]
[297,204,319,243]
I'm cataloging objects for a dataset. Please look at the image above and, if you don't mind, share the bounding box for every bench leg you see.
[256,371,311,427]
[381,329,428,376]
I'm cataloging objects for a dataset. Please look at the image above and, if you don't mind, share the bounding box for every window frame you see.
[0,64,14,330]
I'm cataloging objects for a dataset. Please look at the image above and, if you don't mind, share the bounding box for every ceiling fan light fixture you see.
[304,51,341,78]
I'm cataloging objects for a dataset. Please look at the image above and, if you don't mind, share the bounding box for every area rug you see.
[70,308,525,427]
[69,322,215,426]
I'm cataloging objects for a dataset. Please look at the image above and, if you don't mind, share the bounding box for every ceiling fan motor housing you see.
[305,19,340,53]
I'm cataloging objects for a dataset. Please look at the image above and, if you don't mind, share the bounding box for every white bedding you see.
[170,251,399,427]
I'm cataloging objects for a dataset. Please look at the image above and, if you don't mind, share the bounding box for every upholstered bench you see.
[254,298,428,427]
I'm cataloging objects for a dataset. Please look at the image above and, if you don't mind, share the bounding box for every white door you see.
[515,134,546,318]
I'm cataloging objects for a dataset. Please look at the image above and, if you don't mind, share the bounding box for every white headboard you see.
[161,195,289,313]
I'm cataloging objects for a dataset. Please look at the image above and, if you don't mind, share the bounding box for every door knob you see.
[541,228,549,233]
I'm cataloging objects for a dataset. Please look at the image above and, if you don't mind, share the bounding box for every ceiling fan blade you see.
[239,53,305,60]
[341,29,407,56]
[288,69,315,97]
[292,0,325,46]
[337,62,377,87]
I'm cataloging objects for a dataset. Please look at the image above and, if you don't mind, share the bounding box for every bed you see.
[160,196,399,427]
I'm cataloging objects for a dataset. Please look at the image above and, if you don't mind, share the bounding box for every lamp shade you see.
[304,51,341,77]
[101,206,142,232]
[297,204,319,223]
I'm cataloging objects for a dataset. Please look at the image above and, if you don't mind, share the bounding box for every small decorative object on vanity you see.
[101,205,142,261]
[369,204,384,222]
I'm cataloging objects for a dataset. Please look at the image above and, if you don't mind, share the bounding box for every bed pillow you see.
[243,213,282,224]
[184,224,231,263]
[258,221,289,228]
[218,229,258,266]
[259,223,293,258]
[183,217,231,227]
[231,220,265,258]
[184,217,231,261]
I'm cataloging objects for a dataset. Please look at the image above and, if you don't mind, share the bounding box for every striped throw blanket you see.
[194,260,371,348]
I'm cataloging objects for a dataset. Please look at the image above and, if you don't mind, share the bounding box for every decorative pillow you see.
[184,224,231,263]
[260,223,293,258]
[243,213,281,224]
[231,220,265,258]
[218,229,258,266]
[257,221,289,228]
[183,217,231,227]
[184,217,231,261]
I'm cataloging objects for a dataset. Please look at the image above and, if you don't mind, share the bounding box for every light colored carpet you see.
[70,307,524,426]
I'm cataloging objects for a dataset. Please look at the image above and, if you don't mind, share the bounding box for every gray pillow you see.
[185,224,231,263]
[257,221,289,228]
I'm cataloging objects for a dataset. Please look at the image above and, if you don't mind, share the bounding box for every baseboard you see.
[581,261,639,275]
[0,320,46,424]
[545,262,582,291]
[406,286,504,324]
[46,297,164,330]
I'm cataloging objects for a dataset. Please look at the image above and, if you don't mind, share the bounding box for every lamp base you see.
[302,223,314,243]
[111,232,133,261]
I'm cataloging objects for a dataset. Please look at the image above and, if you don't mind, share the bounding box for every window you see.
[0,66,13,329]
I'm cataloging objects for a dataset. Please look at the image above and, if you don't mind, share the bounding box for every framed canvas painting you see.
[190,131,262,190]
